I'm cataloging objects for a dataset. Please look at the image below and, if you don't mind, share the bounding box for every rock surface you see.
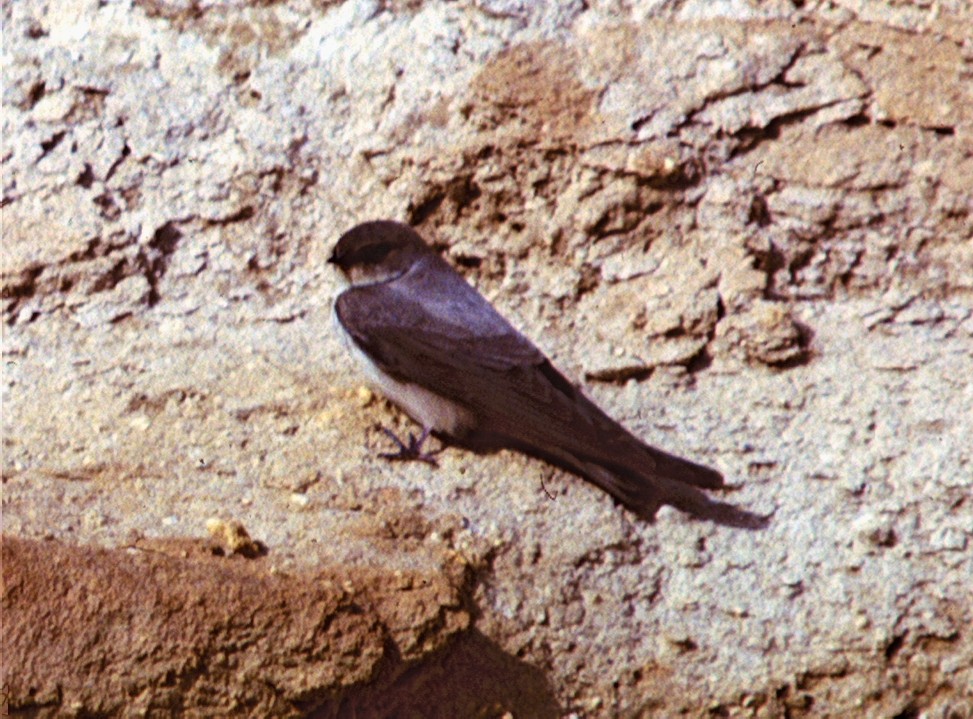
[2,0,971,716]
[3,535,493,717]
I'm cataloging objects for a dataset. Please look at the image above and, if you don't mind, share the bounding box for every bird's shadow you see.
[650,495,772,530]
[419,430,773,531]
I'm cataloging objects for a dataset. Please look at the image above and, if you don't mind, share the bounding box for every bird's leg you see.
[378,426,440,466]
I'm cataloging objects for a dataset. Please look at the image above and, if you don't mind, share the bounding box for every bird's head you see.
[329,221,432,286]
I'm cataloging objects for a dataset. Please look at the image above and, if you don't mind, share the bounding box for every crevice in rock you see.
[408,174,483,227]
[93,192,121,220]
[2,266,44,325]
[76,163,95,188]
[891,703,919,719]
[842,112,871,127]
[726,105,832,160]
[766,318,815,369]
[684,344,713,374]
[408,191,446,226]
[885,631,907,660]
[25,22,48,39]
[104,142,131,182]
[573,263,600,300]
[208,205,255,225]
[452,254,483,269]
[747,194,771,227]
[23,80,46,109]
[140,221,183,306]
[91,257,133,293]
[39,130,66,158]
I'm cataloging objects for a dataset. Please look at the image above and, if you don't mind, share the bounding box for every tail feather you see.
[582,461,713,517]
[638,445,724,490]
[498,433,730,519]
[582,460,769,529]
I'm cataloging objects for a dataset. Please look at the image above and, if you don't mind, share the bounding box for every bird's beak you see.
[327,252,338,265]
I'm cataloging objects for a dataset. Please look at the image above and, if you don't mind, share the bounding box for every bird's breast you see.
[332,301,476,436]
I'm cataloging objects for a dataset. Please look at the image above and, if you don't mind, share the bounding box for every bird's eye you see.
[353,243,394,265]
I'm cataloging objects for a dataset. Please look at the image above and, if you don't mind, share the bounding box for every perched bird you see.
[330,220,762,526]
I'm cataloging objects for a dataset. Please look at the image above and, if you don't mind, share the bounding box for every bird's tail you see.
[580,459,712,516]
[578,457,766,529]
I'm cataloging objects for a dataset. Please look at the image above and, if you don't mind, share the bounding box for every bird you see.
[329,220,763,526]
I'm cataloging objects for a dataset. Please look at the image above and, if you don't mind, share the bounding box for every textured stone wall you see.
[3,0,971,716]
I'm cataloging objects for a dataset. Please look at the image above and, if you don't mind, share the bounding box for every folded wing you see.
[336,257,725,517]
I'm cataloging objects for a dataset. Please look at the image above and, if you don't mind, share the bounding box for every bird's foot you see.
[378,427,440,466]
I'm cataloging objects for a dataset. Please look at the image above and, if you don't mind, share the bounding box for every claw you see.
[378,426,440,466]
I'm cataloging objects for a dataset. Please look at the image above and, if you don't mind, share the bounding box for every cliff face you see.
[3,1,971,716]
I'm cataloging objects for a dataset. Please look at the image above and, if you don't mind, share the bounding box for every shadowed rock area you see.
[3,536,557,717]
[2,0,971,716]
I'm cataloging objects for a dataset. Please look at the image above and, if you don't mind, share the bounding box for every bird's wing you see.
[335,255,546,375]
[335,258,724,504]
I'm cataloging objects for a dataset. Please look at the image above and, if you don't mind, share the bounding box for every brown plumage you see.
[330,220,764,527]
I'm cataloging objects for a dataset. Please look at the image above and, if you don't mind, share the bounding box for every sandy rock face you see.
[3,0,971,716]
[3,535,481,716]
